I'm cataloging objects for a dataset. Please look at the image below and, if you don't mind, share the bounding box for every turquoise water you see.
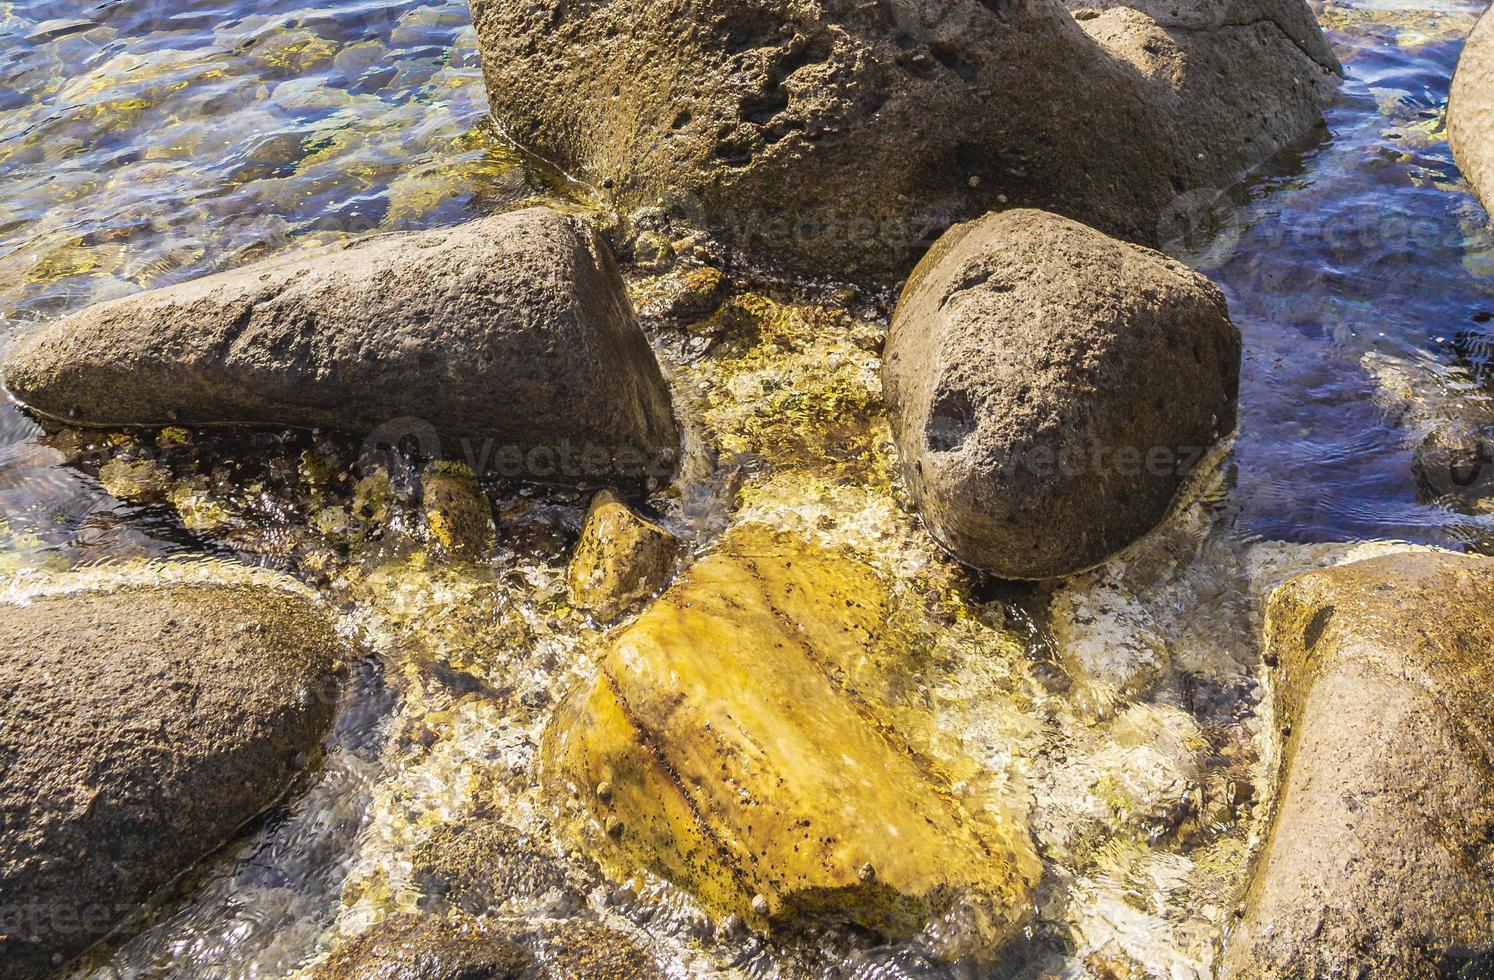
[0,0,1492,977]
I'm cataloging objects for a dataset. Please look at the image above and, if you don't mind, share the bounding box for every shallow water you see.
[0,0,1491,978]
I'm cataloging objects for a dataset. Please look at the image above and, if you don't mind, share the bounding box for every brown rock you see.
[884,209,1240,580]
[472,0,1338,279]
[1221,552,1494,977]
[3,209,679,488]
[1450,6,1494,217]
[315,915,531,980]
[0,572,344,979]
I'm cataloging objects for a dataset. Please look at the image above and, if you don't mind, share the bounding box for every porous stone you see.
[3,208,679,487]
[566,490,681,622]
[884,209,1240,579]
[472,0,1339,279]
[545,525,1040,959]
[1450,7,1494,217]
[0,569,344,979]
[1221,552,1494,978]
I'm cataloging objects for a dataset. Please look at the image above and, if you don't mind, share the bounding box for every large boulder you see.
[883,209,1240,580]
[0,567,345,979]
[1221,552,1494,978]
[1450,5,1493,217]
[3,208,679,487]
[471,0,1339,279]
[544,525,1040,960]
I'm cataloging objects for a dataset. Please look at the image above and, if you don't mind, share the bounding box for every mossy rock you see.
[566,490,680,622]
[545,524,1039,958]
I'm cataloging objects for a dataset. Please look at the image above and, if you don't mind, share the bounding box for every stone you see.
[533,923,663,980]
[1221,552,1494,978]
[420,462,495,561]
[566,490,681,622]
[1450,7,1494,217]
[545,525,1040,959]
[410,819,579,918]
[3,209,679,487]
[884,209,1240,580]
[472,0,1338,279]
[314,915,532,980]
[0,567,344,979]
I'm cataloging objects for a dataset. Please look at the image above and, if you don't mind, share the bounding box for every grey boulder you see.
[1450,5,1493,217]
[1222,552,1494,978]
[884,209,1240,580]
[0,571,344,978]
[471,0,1339,279]
[3,208,679,487]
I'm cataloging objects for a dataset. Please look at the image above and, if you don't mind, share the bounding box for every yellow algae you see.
[546,523,1041,960]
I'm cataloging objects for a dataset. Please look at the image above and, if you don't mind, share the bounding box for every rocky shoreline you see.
[1,0,1492,977]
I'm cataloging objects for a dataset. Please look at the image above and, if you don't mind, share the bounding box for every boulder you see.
[1221,552,1494,978]
[471,0,1339,279]
[1450,7,1494,217]
[3,209,679,487]
[884,209,1239,580]
[544,525,1039,959]
[566,490,681,622]
[0,569,344,979]
[314,916,532,980]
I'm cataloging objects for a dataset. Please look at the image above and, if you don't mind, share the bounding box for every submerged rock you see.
[1221,552,1494,977]
[545,525,1040,959]
[471,0,1338,279]
[1450,7,1494,217]
[533,923,664,980]
[565,490,681,622]
[411,819,580,918]
[884,209,1240,580]
[315,915,532,980]
[0,566,344,979]
[3,209,679,487]
[420,462,495,561]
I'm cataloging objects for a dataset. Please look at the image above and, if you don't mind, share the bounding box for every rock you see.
[0,567,344,979]
[1450,7,1494,217]
[471,0,1338,279]
[545,525,1039,959]
[3,209,680,487]
[420,462,495,561]
[566,490,681,622]
[315,915,532,980]
[884,209,1240,579]
[1221,552,1494,978]
[411,819,579,917]
[534,923,663,980]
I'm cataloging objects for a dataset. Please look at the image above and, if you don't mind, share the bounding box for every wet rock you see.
[884,209,1240,579]
[1221,552,1494,978]
[471,0,1338,279]
[534,923,663,980]
[420,462,495,561]
[0,567,344,979]
[3,209,679,487]
[411,819,579,917]
[545,524,1040,959]
[630,265,729,324]
[566,490,681,622]
[1450,6,1494,216]
[315,915,532,980]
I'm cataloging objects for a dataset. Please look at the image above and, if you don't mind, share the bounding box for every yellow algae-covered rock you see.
[545,524,1039,958]
[566,490,680,622]
[421,462,495,561]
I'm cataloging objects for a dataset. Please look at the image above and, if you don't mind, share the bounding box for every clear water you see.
[0,0,1491,978]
